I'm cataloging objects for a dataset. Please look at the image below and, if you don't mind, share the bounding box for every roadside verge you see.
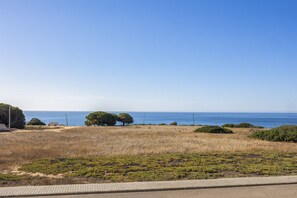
[1,176,297,197]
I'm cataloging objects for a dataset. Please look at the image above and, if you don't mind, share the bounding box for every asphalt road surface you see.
[31,184,297,198]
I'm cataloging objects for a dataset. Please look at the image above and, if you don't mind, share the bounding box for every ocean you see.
[23,111,297,128]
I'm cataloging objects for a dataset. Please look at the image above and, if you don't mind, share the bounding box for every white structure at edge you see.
[0,124,8,131]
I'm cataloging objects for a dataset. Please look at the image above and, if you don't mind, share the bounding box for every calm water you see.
[24,111,297,128]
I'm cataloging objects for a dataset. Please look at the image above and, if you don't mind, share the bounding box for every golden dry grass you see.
[1,125,297,171]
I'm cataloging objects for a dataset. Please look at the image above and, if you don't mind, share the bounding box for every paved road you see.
[32,184,297,198]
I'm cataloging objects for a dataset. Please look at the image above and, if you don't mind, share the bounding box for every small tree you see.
[0,103,26,129]
[117,113,134,126]
[85,111,117,126]
[104,113,118,126]
[27,118,46,126]
[170,122,177,126]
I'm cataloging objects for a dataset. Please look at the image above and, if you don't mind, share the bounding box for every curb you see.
[1,176,297,197]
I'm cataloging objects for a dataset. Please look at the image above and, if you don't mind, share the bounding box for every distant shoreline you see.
[23,111,297,128]
[24,110,297,113]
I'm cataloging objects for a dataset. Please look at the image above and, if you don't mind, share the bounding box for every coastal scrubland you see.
[1,125,297,186]
[250,125,297,142]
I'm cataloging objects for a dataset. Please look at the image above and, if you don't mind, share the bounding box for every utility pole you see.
[8,106,11,130]
[65,114,69,126]
[143,113,146,125]
[192,113,195,125]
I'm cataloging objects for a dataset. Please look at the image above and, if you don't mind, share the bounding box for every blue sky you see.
[1,0,297,112]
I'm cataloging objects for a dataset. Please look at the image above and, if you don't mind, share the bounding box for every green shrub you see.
[222,124,235,128]
[238,123,254,128]
[194,126,233,134]
[27,118,46,126]
[117,113,134,126]
[170,122,177,126]
[159,123,167,125]
[222,122,263,128]
[85,111,117,126]
[0,103,26,129]
[250,125,297,142]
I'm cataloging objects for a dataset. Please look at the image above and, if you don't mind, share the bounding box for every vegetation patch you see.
[0,103,26,129]
[85,111,134,126]
[20,152,297,182]
[27,118,46,126]
[0,173,82,187]
[194,126,233,134]
[250,125,297,142]
[24,126,61,130]
[0,173,22,185]
[222,123,264,128]
[117,113,134,126]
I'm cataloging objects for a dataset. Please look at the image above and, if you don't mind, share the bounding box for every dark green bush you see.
[222,124,235,128]
[27,118,46,126]
[194,126,233,134]
[0,103,26,129]
[222,123,264,128]
[250,125,297,142]
[170,122,177,126]
[159,123,167,125]
[237,123,262,128]
[85,111,117,126]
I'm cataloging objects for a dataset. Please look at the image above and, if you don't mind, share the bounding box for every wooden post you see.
[8,106,11,129]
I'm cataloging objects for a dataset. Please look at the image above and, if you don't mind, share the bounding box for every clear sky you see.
[1,0,297,112]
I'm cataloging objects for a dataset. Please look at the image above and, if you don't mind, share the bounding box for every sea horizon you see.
[24,111,297,128]
[24,110,297,113]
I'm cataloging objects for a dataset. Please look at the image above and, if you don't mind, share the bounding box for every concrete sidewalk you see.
[1,176,297,197]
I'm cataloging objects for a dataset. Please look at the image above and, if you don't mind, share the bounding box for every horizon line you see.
[23,110,297,114]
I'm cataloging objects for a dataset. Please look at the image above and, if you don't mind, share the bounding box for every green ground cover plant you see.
[194,126,233,134]
[0,173,22,185]
[20,152,297,183]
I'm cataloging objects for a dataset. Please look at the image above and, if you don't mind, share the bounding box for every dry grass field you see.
[2,125,297,186]
[1,125,297,171]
